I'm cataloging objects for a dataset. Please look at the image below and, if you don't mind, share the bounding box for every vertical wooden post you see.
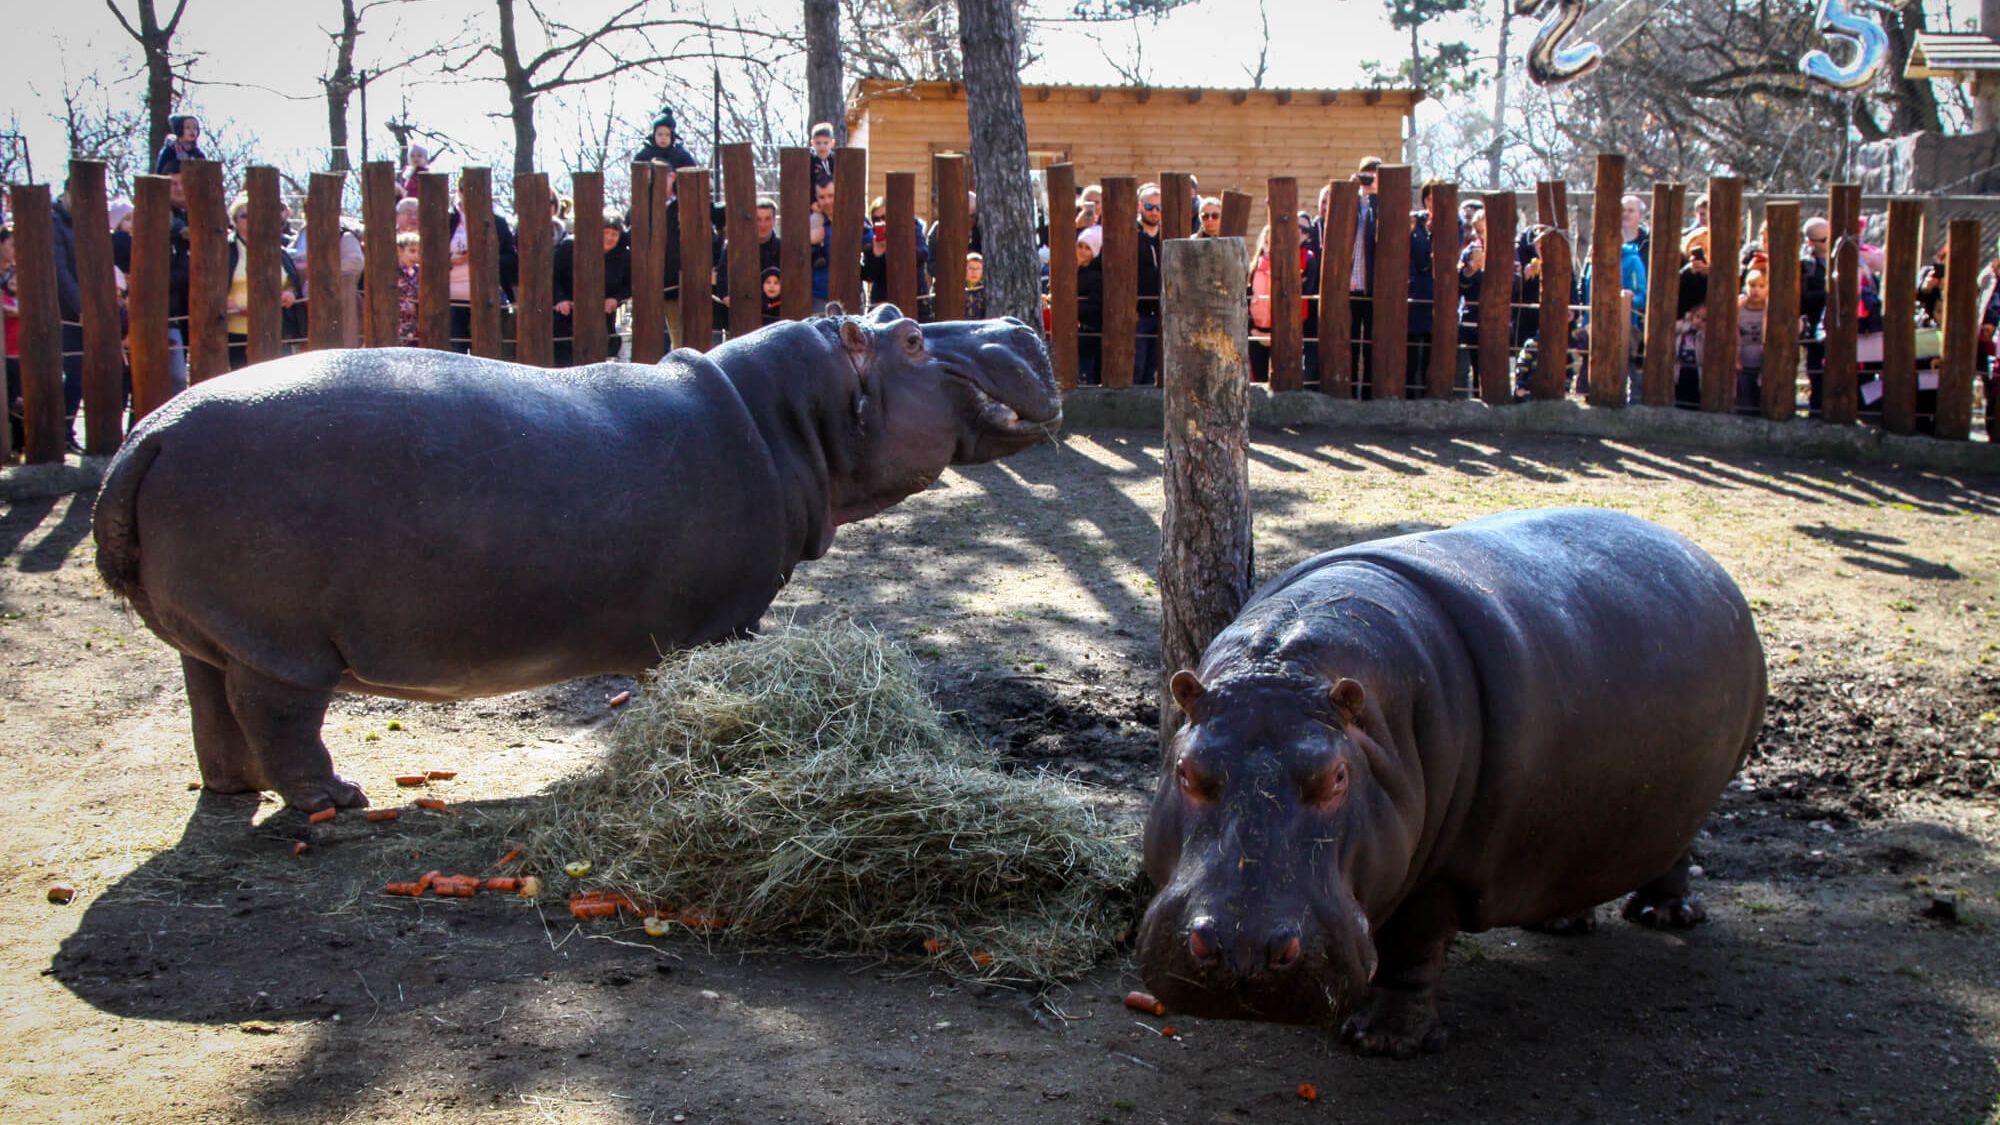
[1477,190,1517,404]
[1219,190,1253,239]
[460,168,503,359]
[1159,235,1252,754]
[1641,183,1686,406]
[361,161,398,347]
[570,171,607,363]
[678,167,714,352]
[1937,217,1980,440]
[9,185,65,462]
[933,154,968,320]
[1824,183,1862,424]
[513,171,554,366]
[1100,175,1138,387]
[885,171,918,315]
[1045,162,1078,392]
[1701,176,1743,413]
[69,160,124,452]
[1533,229,1572,399]
[1268,176,1303,391]
[1587,153,1626,407]
[629,163,664,362]
[416,172,452,350]
[128,176,173,421]
[1373,165,1412,399]
[306,172,347,351]
[182,160,231,381]
[721,143,761,338]
[244,167,286,362]
[779,149,812,322]
[1318,185,1357,397]
[830,149,866,312]
[1161,171,1194,247]
[1762,202,1802,421]
[1880,198,1923,434]
[1428,181,1459,399]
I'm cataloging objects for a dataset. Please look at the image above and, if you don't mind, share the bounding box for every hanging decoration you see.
[1516,0,1909,91]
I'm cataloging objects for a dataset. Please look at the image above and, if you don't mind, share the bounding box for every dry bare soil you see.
[3,427,1997,1124]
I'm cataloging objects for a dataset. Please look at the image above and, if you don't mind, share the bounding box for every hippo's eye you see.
[901,330,924,356]
[1301,759,1350,809]
[1176,758,1216,803]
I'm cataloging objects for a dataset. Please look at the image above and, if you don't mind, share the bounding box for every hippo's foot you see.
[1621,892,1706,929]
[1524,908,1598,936]
[1339,989,1446,1059]
[276,773,371,814]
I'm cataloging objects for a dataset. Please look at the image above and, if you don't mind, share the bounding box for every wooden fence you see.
[1,150,1988,466]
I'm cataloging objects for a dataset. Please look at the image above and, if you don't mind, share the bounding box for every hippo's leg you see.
[1340,888,1455,1058]
[222,662,368,813]
[182,655,269,794]
[1524,908,1598,936]
[1620,851,1707,929]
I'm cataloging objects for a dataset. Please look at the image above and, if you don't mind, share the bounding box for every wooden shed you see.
[844,79,1420,220]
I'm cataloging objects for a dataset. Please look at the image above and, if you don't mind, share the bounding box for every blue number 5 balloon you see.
[1517,0,1602,86]
[1799,0,1910,91]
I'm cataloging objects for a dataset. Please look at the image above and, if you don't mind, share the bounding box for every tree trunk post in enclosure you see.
[1100,178,1138,387]
[1880,198,1923,435]
[932,154,969,321]
[679,168,716,352]
[804,0,845,143]
[779,149,813,322]
[1045,162,1078,391]
[462,169,504,358]
[958,0,1039,324]
[1477,190,1516,404]
[128,176,174,421]
[1533,228,1571,400]
[1159,235,1253,755]
[70,160,124,454]
[1701,176,1742,413]
[1373,165,1412,399]
[182,161,230,382]
[1219,190,1253,239]
[514,172,554,366]
[1427,180,1459,399]
[1641,183,1686,406]
[1319,185,1357,397]
[1268,176,1303,392]
[362,161,399,348]
[307,172,348,352]
[886,172,918,314]
[417,173,453,350]
[1937,218,1981,440]
[571,171,607,363]
[629,163,665,363]
[245,168,286,362]
[1161,172,1193,245]
[1587,153,1626,407]
[722,143,761,340]
[830,152,866,312]
[1762,202,1802,421]
[9,185,65,463]
[1824,183,1862,424]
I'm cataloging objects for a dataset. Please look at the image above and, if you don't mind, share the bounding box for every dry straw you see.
[516,619,1142,982]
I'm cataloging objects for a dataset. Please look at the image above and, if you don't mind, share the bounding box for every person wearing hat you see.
[155,115,206,176]
[759,267,784,325]
[553,212,632,366]
[1075,225,1105,385]
[399,145,431,199]
[635,109,698,169]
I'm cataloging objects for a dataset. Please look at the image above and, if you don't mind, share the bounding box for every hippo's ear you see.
[838,318,869,357]
[1330,678,1366,727]
[1170,670,1207,717]
[868,303,904,323]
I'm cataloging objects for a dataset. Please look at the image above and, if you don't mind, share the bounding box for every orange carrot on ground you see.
[414,797,448,811]
[290,841,309,857]
[1160,1026,1178,1038]
[416,870,441,894]
[483,877,520,893]
[1123,991,1166,1017]
[365,809,401,822]
[972,951,994,966]
[394,775,428,787]
[47,884,77,904]
[425,770,457,780]
[307,808,337,824]
[607,690,632,708]
[383,882,423,896]
[570,896,620,919]
[432,875,479,897]
[1296,1083,1318,1102]
[494,848,522,868]
[922,937,946,955]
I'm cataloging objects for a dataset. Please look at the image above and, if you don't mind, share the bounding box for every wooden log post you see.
[1268,176,1303,392]
[677,168,715,351]
[1100,175,1138,387]
[1158,235,1253,754]
[245,167,287,362]
[306,172,347,351]
[1318,184,1357,397]
[128,176,174,421]
[69,160,124,453]
[1045,162,1079,392]
[362,161,398,347]
[1219,190,1253,239]
[1427,180,1459,399]
[1937,217,1981,440]
[1701,176,1743,413]
[1824,183,1862,424]
[9,185,65,462]
[830,150,866,313]
[1880,198,1923,434]
[1477,190,1517,405]
[513,172,554,366]
[570,171,607,363]
[1373,164,1412,399]
[1161,171,1194,246]
[182,160,231,381]
[1762,202,1803,421]
[460,169,503,358]
[629,163,664,362]
[778,149,812,322]
[932,154,968,320]
[1641,183,1686,406]
[721,143,760,339]
[1587,153,1626,407]
[416,172,452,350]
[885,171,918,314]
[1533,229,1572,399]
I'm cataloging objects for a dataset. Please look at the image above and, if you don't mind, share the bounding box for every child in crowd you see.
[809,123,837,187]
[1675,303,1706,410]
[964,252,986,319]
[1736,268,1767,413]
[760,267,783,325]
[396,232,422,346]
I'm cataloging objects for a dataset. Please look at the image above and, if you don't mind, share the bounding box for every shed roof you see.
[1906,32,2000,78]
[846,78,1422,129]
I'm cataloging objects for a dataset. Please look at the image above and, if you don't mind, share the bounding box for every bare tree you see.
[58,73,149,194]
[805,0,845,140]
[104,0,192,158]
[957,0,1036,324]
[322,0,466,173]
[1240,0,1269,90]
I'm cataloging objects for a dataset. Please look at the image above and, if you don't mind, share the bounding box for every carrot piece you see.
[425,770,457,781]
[290,841,309,858]
[922,937,946,955]
[494,848,522,868]
[1123,991,1166,1017]
[416,870,440,894]
[433,875,479,897]
[46,884,77,904]
[394,775,428,787]
[414,797,448,811]
[1159,1026,1178,1038]
[972,951,994,966]
[483,877,520,893]
[365,808,401,822]
[607,690,632,708]
[307,808,337,824]
[570,896,620,919]
[1296,1083,1318,1102]
[383,882,423,896]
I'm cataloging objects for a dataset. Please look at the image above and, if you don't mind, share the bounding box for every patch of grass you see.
[1887,600,1918,613]
[1743,898,1781,915]
[386,720,404,732]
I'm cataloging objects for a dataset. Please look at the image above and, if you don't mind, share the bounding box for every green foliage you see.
[1364,0,1484,98]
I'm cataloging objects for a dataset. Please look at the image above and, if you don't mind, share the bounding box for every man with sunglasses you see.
[1135,183,1164,385]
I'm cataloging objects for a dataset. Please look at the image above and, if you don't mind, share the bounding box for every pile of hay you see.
[516,620,1142,982]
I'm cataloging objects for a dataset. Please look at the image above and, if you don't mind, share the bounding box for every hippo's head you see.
[823,305,1060,524]
[1138,671,1400,1025]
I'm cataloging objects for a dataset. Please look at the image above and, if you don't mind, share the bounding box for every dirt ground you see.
[2,426,1997,1124]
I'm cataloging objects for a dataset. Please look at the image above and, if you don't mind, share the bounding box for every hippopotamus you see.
[93,306,1058,812]
[1139,508,1765,1057]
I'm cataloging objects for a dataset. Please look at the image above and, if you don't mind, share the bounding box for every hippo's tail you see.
[91,429,163,618]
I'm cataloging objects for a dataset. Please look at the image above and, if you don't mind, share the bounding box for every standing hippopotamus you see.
[1139,508,1765,1056]
[93,306,1058,812]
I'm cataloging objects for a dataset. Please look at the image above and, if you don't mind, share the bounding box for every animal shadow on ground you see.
[0,490,96,574]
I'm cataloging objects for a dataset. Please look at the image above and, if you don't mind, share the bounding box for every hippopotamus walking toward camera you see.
[94,306,1058,812]
[1139,508,1765,1057]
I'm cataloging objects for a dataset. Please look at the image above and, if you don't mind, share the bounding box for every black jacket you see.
[634,141,697,169]
[1076,257,1105,331]
[1137,226,1162,316]
[716,235,782,300]
[552,229,633,339]
[112,211,193,322]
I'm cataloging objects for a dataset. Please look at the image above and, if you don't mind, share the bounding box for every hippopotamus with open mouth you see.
[93,306,1058,812]
[1139,508,1765,1056]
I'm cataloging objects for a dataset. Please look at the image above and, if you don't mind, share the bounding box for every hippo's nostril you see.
[1188,917,1220,965]
[1270,928,1303,970]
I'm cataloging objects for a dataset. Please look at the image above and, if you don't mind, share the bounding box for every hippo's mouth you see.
[940,349,1061,461]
